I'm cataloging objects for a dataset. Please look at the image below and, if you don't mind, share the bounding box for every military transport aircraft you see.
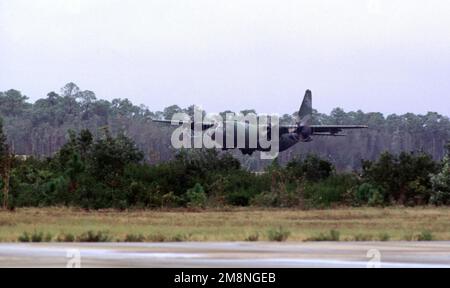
[153,90,368,155]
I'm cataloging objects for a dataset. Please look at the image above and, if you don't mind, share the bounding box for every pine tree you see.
[0,118,12,209]
[430,143,450,205]
[0,118,7,159]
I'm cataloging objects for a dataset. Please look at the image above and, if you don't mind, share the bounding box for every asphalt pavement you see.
[1,242,450,268]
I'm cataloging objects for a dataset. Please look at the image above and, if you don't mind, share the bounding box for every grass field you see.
[0,207,450,242]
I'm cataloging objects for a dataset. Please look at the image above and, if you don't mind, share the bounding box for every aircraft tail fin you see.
[297,90,312,126]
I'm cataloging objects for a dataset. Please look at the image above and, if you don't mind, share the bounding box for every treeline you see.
[1,122,450,209]
[1,83,450,170]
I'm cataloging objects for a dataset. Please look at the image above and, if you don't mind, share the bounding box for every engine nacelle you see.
[298,125,312,142]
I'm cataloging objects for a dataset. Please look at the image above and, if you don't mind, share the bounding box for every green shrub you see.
[224,171,270,206]
[226,191,253,206]
[251,182,305,208]
[250,192,277,207]
[169,233,191,242]
[56,233,75,242]
[18,231,52,242]
[307,230,341,242]
[418,231,433,241]
[368,190,385,207]
[378,233,391,241]
[304,175,358,208]
[43,233,53,242]
[404,231,434,241]
[353,234,373,241]
[77,231,112,242]
[362,152,438,205]
[124,233,146,242]
[430,154,450,205]
[30,232,43,243]
[147,233,167,242]
[357,183,385,206]
[186,183,207,208]
[18,232,31,243]
[286,155,333,182]
[329,230,341,241]
[267,227,291,242]
[245,233,260,242]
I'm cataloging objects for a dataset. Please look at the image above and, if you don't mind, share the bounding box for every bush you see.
[267,227,291,242]
[186,183,207,208]
[224,171,270,206]
[353,234,373,241]
[286,155,333,182]
[169,233,191,242]
[18,231,52,242]
[124,233,146,242]
[147,233,167,242]
[418,231,433,241]
[306,230,341,242]
[5,125,446,210]
[357,183,385,206]
[251,181,305,208]
[250,192,277,207]
[362,152,438,204]
[77,231,112,242]
[31,232,45,242]
[378,233,391,241]
[404,231,434,241]
[18,232,30,243]
[430,154,450,205]
[304,175,358,208]
[56,233,76,242]
[245,233,260,242]
[368,190,385,207]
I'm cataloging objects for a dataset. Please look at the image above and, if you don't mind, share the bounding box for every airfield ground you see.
[2,242,450,268]
[0,207,450,242]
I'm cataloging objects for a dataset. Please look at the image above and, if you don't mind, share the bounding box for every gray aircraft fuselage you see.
[154,90,368,156]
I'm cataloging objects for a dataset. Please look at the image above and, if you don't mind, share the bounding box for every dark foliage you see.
[2,83,450,209]
[2,83,450,172]
[362,151,439,205]
[286,154,334,182]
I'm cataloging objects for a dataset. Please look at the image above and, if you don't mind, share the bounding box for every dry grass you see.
[1,207,450,242]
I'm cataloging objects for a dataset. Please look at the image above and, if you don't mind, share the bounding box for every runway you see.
[1,242,450,268]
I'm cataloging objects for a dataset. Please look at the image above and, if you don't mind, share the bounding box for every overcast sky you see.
[1,0,449,115]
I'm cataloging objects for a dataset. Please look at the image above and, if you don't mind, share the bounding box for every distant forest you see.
[1,82,450,171]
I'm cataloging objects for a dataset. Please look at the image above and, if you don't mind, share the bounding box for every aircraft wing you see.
[153,119,189,125]
[278,124,367,136]
[152,119,216,130]
[310,125,368,136]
